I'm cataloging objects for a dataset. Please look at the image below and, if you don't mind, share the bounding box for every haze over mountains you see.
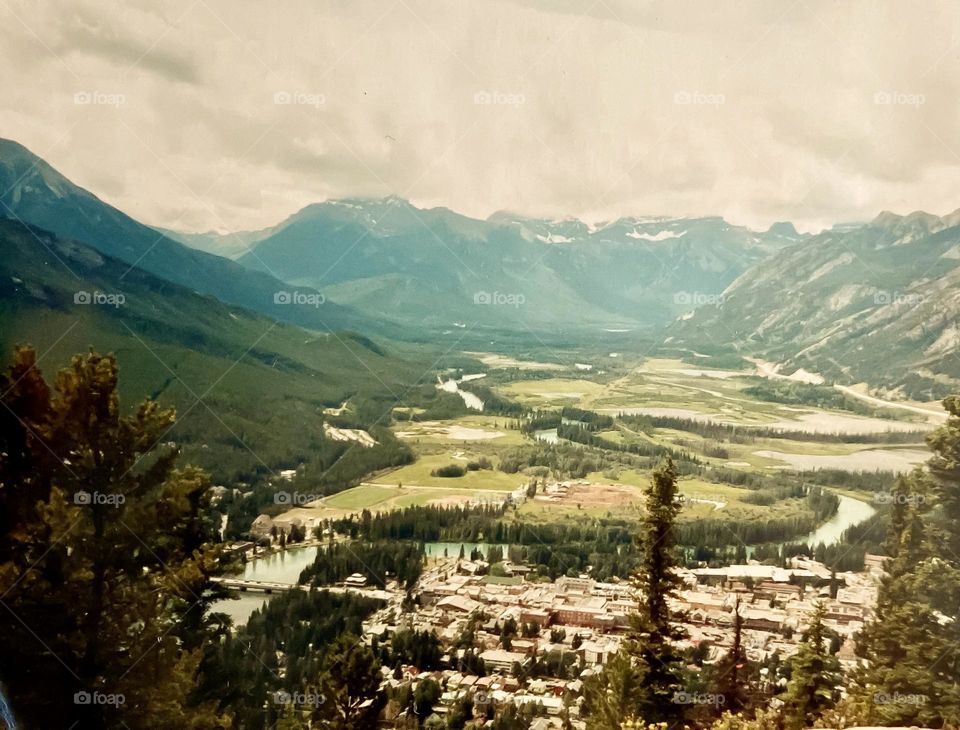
[3,136,960,399]
[177,191,806,332]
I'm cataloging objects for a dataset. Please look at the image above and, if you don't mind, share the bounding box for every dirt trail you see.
[834,385,947,423]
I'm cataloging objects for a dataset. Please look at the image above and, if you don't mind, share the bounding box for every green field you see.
[370,452,525,491]
[323,485,399,510]
[500,378,608,405]
[274,350,932,528]
[278,482,510,523]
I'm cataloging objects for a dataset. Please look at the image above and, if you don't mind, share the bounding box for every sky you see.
[2,0,959,234]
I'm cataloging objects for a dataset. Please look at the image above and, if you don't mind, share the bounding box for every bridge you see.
[211,577,304,594]
[211,576,394,601]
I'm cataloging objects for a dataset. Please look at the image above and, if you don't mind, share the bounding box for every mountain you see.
[150,225,270,259]
[0,138,381,335]
[667,209,960,397]
[234,197,802,333]
[0,216,447,482]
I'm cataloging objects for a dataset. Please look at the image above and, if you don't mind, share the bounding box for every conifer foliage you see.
[0,347,228,729]
[584,458,687,727]
[846,396,960,727]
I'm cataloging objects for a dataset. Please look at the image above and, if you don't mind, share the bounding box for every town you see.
[216,531,882,729]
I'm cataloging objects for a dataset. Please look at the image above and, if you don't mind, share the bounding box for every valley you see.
[6,4,960,728]
[268,352,932,541]
[1,133,957,729]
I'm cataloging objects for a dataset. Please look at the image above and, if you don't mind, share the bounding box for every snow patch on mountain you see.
[627,229,686,242]
[941,243,960,260]
[536,233,574,243]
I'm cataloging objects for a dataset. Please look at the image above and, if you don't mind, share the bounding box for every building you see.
[437,595,483,614]
[741,607,786,632]
[344,573,368,588]
[553,605,616,630]
[520,608,552,627]
[479,649,530,673]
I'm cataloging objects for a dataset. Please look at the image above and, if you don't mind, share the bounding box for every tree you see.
[582,650,645,730]
[413,678,441,719]
[445,694,472,729]
[311,634,384,729]
[927,395,960,557]
[583,459,686,726]
[629,457,687,722]
[0,347,228,729]
[846,404,960,727]
[706,708,782,730]
[709,597,751,716]
[782,601,840,730]
[390,629,443,670]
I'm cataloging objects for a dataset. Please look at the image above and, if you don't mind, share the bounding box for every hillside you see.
[667,210,960,397]
[235,197,801,334]
[0,217,453,483]
[0,138,385,335]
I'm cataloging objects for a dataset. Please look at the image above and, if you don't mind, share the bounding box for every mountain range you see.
[0,213,449,481]
[0,139,378,336]
[2,136,959,400]
[2,137,806,337]
[232,197,803,333]
[668,209,960,398]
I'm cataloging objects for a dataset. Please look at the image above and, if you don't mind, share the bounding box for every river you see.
[437,377,484,411]
[534,428,559,444]
[422,542,509,559]
[211,541,510,625]
[212,495,875,625]
[533,418,591,445]
[211,546,323,625]
[801,494,876,547]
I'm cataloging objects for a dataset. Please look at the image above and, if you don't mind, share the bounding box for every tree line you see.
[620,413,926,445]
[298,541,424,589]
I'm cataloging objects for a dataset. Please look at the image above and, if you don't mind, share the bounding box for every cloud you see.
[47,0,202,84]
[0,0,959,234]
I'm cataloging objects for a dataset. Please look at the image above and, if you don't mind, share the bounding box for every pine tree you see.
[846,402,960,727]
[583,458,686,726]
[710,596,750,716]
[629,457,687,723]
[0,347,229,729]
[413,677,441,719]
[782,601,840,730]
[927,395,960,557]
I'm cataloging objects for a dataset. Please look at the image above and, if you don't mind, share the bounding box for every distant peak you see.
[871,209,942,226]
[766,221,798,237]
[0,138,49,169]
[870,209,946,235]
[333,194,414,208]
[871,210,901,227]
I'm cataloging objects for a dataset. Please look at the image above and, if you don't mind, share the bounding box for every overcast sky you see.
[2,0,959,233]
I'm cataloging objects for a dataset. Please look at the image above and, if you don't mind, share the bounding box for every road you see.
[834,384,947,423]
